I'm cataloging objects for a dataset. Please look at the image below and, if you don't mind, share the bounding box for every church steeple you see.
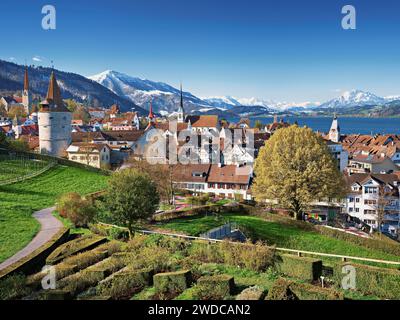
[329,113,340,143]
[177,83,185,123]
[23,67,29,91]
[22,66,31,114]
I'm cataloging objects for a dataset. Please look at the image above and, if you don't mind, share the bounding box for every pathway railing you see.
[0,160,56,186]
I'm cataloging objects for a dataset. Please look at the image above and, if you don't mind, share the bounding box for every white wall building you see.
[345,173,400,231]
[38,71,72,157]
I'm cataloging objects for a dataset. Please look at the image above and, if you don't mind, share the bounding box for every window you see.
[355,208,360,213]
[349,208,353,212]
[364,210,376,215]
[355,198,360,203]
[364,199,377,205]
[364,187,377,194]
[349,197,354,203]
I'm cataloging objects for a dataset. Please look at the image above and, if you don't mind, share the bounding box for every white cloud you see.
[32,56,43,62]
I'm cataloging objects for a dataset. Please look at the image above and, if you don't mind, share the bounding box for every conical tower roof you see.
[23,67,29,91]
[40,71,70,112]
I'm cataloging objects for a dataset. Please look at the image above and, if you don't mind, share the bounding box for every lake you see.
[226,116,400,135]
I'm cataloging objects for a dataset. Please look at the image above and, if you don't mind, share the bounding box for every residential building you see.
[66,143,111,169]
[345,173,400,232]
[347,154,398,174]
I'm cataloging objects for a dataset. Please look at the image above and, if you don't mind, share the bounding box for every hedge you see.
[316,226,400,257]
[89,223,129,240]
[0,228,70,280]
[196,274,235,300]
[154,270,192,296]
[97,268,154,299]
[266,278,298,300]
[275,254,322,281]
[266,278,343,300]
[333,263,400,299]
[290,282,344,300]
[46,235,108,265]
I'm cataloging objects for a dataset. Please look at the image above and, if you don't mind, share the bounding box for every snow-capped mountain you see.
[202,96,319,111]
[88,70,212,114]
[318,90,386,109]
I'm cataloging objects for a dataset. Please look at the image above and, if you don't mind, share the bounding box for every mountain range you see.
[0,60,147,114]
[1,59,399,117]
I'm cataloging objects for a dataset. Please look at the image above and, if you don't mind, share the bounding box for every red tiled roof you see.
[207,164,252,184]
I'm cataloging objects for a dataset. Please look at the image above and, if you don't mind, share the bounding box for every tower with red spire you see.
[145,101,155,130]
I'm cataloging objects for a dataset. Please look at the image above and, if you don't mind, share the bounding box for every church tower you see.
[22,66,32,114]
[38,71,72,156]
[177,84,185,123]
[328,113,340,143]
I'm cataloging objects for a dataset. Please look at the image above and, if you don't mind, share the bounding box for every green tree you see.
[253,125,346,220]
[56,192,96,227]
[105,169,160,237]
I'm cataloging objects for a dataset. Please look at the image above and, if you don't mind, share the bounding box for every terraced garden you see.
[0,165,109,263]
[3,233,399,300]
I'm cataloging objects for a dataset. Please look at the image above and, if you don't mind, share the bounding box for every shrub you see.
[154,270,192,297]
[333,263,400,299]
[266,278,298,300]
[0,274,31,300]
[89,223,129,240]
[196,275,235,300]
[275,254,322,281]
[221,240,276,272]
[56,193,81,218]
[188,240,276,272]
[236,286,265,300]
[57,193,96,227]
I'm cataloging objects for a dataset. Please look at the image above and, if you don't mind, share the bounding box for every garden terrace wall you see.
[275,254,322,281]
[0,228,70,280]
[333,262,400,299]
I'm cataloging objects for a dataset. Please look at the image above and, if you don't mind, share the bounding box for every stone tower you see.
[329,113,340,143]
[177,84,185,123]
[22,67,32,114]
[38,71,72,156]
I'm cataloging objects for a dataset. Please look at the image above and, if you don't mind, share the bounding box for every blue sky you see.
[1,0,400,102]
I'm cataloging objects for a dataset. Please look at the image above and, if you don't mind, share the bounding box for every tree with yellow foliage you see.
[253,125,346,220]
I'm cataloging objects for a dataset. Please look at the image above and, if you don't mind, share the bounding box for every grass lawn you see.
[0,158,48,181]
[157,212,400,263]
[0,165,109,263]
